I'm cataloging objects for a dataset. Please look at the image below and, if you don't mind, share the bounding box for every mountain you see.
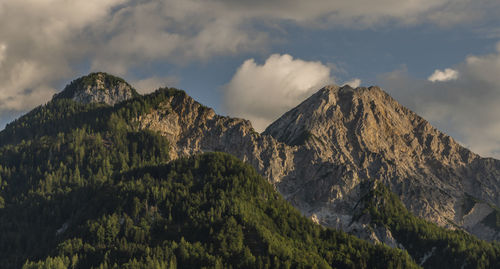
[0,74,420,268]
[1,73,500,268]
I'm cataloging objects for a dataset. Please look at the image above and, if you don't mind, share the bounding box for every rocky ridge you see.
[133,84,500,243]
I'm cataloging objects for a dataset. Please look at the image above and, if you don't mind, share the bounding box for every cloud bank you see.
[379,43,500,158]
[223,54,334,131]
[2,0,500,122]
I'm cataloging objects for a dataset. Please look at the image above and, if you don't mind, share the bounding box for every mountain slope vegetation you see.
[355,183,500,268]
[19,153,419,268]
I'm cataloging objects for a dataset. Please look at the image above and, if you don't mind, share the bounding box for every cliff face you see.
[134,85,500,242]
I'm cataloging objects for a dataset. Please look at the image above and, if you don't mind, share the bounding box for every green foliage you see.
[22,256,72,269]
[357,183,500,269]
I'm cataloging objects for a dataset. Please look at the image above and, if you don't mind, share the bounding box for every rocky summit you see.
[53,72,138,106]
[134,84,500,243]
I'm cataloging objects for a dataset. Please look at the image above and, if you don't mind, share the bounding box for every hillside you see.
[17,153,419,268]
[354,183,500,268]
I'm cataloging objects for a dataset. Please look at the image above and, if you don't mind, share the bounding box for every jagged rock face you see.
[136,85,500,242]
[135,92,296,184]
[54,72,137,106]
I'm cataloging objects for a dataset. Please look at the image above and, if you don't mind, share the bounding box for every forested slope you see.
[355,184,500,268]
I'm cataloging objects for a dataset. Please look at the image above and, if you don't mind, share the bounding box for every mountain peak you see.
[264,85,475,163]
[263,84,394,146]
[54,72,138,105]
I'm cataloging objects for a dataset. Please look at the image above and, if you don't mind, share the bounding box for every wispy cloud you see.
[343,78,362,88]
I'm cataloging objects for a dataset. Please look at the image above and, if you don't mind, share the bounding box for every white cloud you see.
[428,68,459,82]
[378,42,500,158]
[223,54,334,132]
[343,78,362,88]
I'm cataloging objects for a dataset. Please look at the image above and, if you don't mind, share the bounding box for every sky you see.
[1,0,500,158]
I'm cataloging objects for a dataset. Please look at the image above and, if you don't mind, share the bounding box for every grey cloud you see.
[89,0,271,73]
[0,0,124,119]
[215,0,497,27]
[378,45,500,158]
[2,0,500,124]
